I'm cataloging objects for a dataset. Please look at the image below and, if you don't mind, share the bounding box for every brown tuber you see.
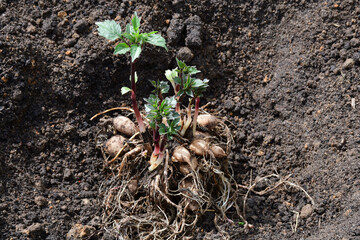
[179,157,198,175]
[105,135,126,157]
[113,116,137,137]
[197,114,218,130]
[128,179,138,195]
[181,179,200,211]
[189,139,209,156]
[210,145,227,158]
[172,146,191,164]
[193,131,212,139]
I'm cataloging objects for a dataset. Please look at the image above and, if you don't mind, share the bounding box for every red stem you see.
[160,135,167,152]
[130,59,145,133]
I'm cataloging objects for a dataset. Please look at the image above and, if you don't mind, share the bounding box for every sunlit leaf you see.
[135,72,138,83]
[188,66,201,75]
[131,12,140,32]
[121,86,131,95]
[96,20,122,41]
[114,42,130,55]
[173,77,182,85]
[160,81,170,94]
[130,44,142,61]
[146,34,168,51]
[176,58,186,69]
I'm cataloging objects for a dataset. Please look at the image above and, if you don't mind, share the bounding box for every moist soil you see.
[1,0,359,239]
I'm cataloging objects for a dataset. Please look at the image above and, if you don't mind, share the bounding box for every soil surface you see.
[1,0,359,239]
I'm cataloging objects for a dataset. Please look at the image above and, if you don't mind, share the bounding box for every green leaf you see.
[131,12,140,32]
[130,45,142,62]
[146,34,168,51]
[177,89,184,97]
[165,68,178,82]
[158,123,168,135]
[114,42,130,55]
[192,79,205,88]
[160,81,170,94]
[166,96,177,108]
[149,120,156,129]
[188,66,201,75]
[168,111,180,120]
[184,76,193,88]
[96,20,122,41]
[145,103,155,113]
[122,32,135,42]
[126,23,134,34]
[150,80,157,88]
[176,58,186,69]
[173,76,182,85]
[138,33,149,44]
[121,87,131,95]
[185,89,194,97]
[129,72,139,83]
[238,222,245,226]
[134,72,138,83]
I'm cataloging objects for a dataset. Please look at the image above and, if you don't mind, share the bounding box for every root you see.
[238,173,315,220]
[95,109,315,238]
[90,107,134,121]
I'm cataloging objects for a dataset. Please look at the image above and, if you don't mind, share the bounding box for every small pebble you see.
[300,204,313,218]
[342,58,355,69]
[176,47,194,62]
[74,19,89,34]
[34,196,47,207]
[63,168,72,180]
[66,224,95,240]
[57,11,67,18]
[23,223,46,239]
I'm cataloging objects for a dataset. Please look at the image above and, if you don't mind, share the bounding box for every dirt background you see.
[1,0,359,239]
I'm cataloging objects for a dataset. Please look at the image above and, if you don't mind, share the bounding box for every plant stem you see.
[149,130,166,171]
[192,97,200,136]
[180,99,193,136]
[130,58,145,133]
[160,135,167,152]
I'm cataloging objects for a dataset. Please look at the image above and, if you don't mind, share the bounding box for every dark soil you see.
[1,0,359,239]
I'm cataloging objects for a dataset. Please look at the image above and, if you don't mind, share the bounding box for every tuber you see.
[193,131,212,139]
[171,146,191,164]
[189,139,209,156]
[179,157,198,175]
[181,179,200,211]
[128,179,138,195]
[113,116,137,137]
[210,145,227,159]
[197,114,218,130]
[105,135,126,157]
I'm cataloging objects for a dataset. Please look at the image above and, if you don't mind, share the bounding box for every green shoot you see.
[96,12,167,133]
[238,221,245,227]
[145,87,180,171]
[165,59,208,136]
